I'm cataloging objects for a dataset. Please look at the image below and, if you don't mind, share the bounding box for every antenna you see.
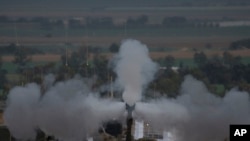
[86,44,89,66]
[14,22,25,86]
[84,22,89,77]
[65,21,68,67]
[85,23,89,66]
[153,83,156,98]
[124,22,127,37]
[65,47,68,67]
[110,75,113,98]
[14,22,19,46]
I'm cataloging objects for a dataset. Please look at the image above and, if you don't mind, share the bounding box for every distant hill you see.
[0,0,250,11]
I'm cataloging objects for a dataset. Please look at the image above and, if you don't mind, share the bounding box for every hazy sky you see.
[1,0,249,9]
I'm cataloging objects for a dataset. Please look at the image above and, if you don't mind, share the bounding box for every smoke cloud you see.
[43,73,55,91]
[177,75,250,141]
[4,39,250,141]
[135,75,250,141]
[4,83,40,140]
[4,76,125,141]
[134,100,189,131]
[113,39,158,106]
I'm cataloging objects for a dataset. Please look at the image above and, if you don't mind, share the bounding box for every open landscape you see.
[1,0,250,141]
[1,1,250,63]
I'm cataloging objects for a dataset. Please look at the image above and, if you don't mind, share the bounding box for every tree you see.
[0,15,10,23]
[0,54,2,68]
[229,38,250,50]
[205,43,212,49]
[71,47,88,70]
[194,52,207,67]
[16,17,29,23]
[137,15,148,25]
[0,55,7,94]
[153,70,181,98]
[109,43,119,53]
[13,46,31,73]
[201,60,229,84]
[126,17,135,26]
[93,54,109,84]
[210,54,222,65]
[60,46,87,77]
[86,17,114,28]
[126,15,149,27]
[31,16,48,23]
[54,19,64,28]
[164,55,175,68]
[162,16,187,27]
[69,18,82,28]
[99,17,114,27]
[223,51,241,67]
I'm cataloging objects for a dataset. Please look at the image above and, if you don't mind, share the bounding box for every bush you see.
[229,38,250,50]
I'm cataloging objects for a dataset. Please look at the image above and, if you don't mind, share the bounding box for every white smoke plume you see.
[134,100,189,131]
[134,75,250,141]
[4,83,40,140]
[177,75,250,141]
[4,39,250,141]
[113,39,158,106]
[42,73,55,91]
[4,76,125,141]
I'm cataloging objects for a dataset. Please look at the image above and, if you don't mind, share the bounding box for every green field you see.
[2,61,57,73]
[4,56,250,74]
[1,25,250,37]
[241,57,250,65]
[1,0,250,72]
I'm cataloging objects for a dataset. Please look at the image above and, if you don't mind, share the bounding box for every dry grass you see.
[30,54,61,62]
[0,36,240,48]
[151,49,250,59]
[3,49,250,63]
[1,35,250,62]
[3,54,61,62]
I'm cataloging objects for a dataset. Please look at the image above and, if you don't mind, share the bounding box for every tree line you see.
[152,51,250,97]
[0,15,220,30]
[229,38,250,50]
[1,43,250,100]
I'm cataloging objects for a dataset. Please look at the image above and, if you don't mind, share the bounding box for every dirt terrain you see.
[0,36,240,48]
[2,48,250,63]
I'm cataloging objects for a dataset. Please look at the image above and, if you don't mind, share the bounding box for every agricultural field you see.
[1,1,250,70]
[0,22,250,48]
[1,2,250,140]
